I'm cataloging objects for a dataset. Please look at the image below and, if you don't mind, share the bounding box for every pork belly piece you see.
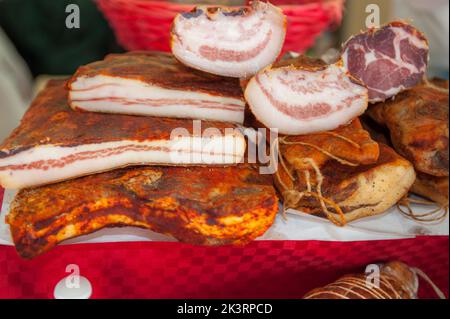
[411,172,449,207]
[276,143,415,224]
[244,56,368,135]
[0,80,246,189]
[68,51,245,123]
[7,164,278,259]
[367,80,449,177]
[342,21,429,103]
[171,1,286,78]
[304,261,419,299]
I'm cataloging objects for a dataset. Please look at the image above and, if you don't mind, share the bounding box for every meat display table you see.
[0,188,448,299]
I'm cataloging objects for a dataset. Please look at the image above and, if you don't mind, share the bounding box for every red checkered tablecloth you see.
[0,188,448,299]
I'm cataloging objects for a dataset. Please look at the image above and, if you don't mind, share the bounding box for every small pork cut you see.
[171,1,286,78]
[0,80,246,189]
[244,56,368,135]
[7,164,278,259]
[68,51,245,123]
[342,21,429,103]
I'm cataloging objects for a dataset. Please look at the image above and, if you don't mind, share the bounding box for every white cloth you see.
[0,27,32,141]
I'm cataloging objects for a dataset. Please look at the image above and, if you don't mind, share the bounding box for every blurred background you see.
[0,0,449,140]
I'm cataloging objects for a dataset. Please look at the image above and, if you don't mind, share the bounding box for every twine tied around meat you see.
[272,134,358,226]
[423,78,449,94]
[397,196,449,223]
[304,267,446,299]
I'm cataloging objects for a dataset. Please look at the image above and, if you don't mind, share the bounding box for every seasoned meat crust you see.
[7,164,278,259]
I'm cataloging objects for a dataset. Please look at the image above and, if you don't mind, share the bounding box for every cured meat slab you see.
[276,141,415,224]
[367,80,449,177]
[342,21,429,103]
[244,56,368,135]
[7,164,279,259]
[68,51,245,123]
[171,1,286,78]
[0,80,246,189]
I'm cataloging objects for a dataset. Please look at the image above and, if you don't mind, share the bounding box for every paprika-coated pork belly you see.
[7,164,279,259]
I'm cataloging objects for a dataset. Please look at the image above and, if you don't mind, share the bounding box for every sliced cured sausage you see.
[68,51,245,124]
[244,56,368,135]
[342,21,429,103]
[171,1,286,78]
[0,80,246,189]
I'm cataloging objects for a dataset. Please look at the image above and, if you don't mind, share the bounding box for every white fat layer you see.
[70,76,244,123]
[0,135,246,189]
[245,65,368,135]
[172,3,286,77]
[72,100,244,124]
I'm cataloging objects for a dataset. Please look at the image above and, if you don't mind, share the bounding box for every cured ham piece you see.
[367,80,449,177]
[342,21,429,103]
[7,164,278,259]
[68,51,245,123]
[304,261,420,299]
[0,80,246,189]
[276,142,415,224]
[244,56,368,135]
[171,1,286,78]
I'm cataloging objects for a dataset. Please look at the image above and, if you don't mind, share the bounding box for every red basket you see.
[96,0,344,53]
